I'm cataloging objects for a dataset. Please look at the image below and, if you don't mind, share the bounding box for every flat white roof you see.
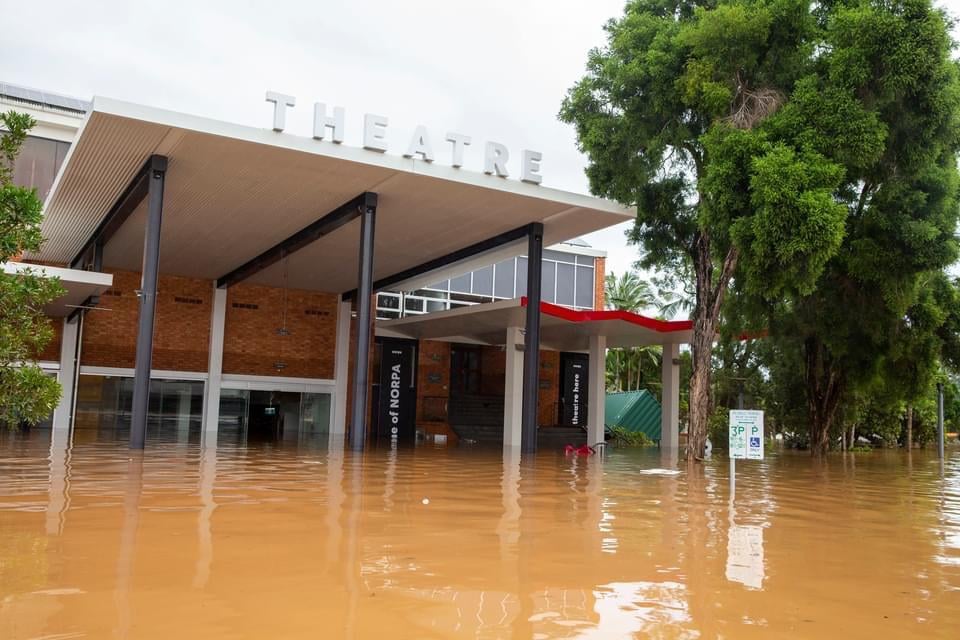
[2,262,112,317]
[30,97,631,293]
[377,298,693,350]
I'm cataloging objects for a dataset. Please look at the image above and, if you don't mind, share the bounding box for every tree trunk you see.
[804,336,844,457]
[905,405,913,450]
[686,234,739,462]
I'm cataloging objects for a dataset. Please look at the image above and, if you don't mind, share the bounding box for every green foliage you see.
[608,426,656,447]
[707,406,729,449]
[560,0,876,459]
[732,0,959,453]
[605,271,657,313]
[604,270,662,392]
[0,110,63,427]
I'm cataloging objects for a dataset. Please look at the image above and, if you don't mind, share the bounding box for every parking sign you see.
[729,410,764,460]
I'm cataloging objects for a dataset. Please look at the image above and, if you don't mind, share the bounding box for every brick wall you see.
[155,274,213,371]
[74,269,339,378]
[36,316,63,362]
[594,256,606,310]
[81,269,139,368]
[223,283,338,379]
[80,269,212,371]
[479,345,506,396]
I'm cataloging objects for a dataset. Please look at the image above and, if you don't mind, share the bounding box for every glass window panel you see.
[218,389,250,445]
[543,249,575,263]
[472,266,493,297]
[556,263,575,306]
[300,393,331,436]
[494,259,515,298]
[576,266,595,308]
[516,257,528,297]
[415,289,446,299]
[377,293,400,309]
[425,280,449,292]
[12,136,60,202]
[404,296,426,312]
[450,273,472,294]
[73,375,203,444]
[575,255,595,266]
[541,262,557,303]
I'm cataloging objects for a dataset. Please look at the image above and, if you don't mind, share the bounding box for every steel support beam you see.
[520,222,544,454]
[342,222,535,301]
[129,157,167,449]
[348,199,377,451]
[69,157,164,269]
[216,192,377,289]
[332,299,353,438]
[66,239,105,324]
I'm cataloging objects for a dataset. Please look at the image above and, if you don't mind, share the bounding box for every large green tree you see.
[561,0,849,460]
[753,1,960,454]
[0,111,63,426]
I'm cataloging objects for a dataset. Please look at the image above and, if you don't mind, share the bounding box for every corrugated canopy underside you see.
[32,99,632,293]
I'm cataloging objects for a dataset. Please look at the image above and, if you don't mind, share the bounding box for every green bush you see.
[708,407,729,449]
[608,426,656,447]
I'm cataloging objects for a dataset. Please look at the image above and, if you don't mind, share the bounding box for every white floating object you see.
[638,468,681,476]
[422,498,430,505]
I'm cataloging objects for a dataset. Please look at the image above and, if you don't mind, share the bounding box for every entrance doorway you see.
[559,352,589,427]
[217,389,332,446]
[450,345,482,396]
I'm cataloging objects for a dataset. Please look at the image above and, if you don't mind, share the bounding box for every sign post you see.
[729,410,764,496]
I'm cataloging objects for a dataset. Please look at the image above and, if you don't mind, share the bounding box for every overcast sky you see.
[3,0,959,287]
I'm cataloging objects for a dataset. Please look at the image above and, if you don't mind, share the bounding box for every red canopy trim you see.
[519,297,693,333]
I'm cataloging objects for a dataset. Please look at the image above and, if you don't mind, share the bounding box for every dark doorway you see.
[559,352,589,427]
[373,338,418,441]
[450,345,482,396]
[247,390,301,442]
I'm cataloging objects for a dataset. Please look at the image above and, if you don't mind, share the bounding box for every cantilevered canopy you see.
[2,262,112,317]
[30,98,633,293]
[376,298,693,350]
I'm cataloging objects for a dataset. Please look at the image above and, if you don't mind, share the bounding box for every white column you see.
[588,334,607,446]
[52,317,80,432]
[503,326,524,449]
[203,286,227,434]
[331,299,352,437]
[661,342,680,449]
[46,422,72,535]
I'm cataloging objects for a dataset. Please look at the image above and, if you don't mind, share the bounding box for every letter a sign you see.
[729,410,764,460]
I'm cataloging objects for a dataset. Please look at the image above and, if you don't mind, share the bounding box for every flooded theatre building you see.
[5,84,689,451]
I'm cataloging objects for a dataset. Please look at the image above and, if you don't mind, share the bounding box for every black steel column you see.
[349,194,378,451]
[129,156,168,450]
[521,222,544,454]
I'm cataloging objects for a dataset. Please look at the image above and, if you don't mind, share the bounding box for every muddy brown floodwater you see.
[0,430,958,639]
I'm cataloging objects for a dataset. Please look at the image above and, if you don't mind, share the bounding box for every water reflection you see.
[0,430,958,638]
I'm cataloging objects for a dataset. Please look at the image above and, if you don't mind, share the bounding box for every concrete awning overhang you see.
[376,298,693,351]
[30,98,633,293]
[2,262,112,317]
